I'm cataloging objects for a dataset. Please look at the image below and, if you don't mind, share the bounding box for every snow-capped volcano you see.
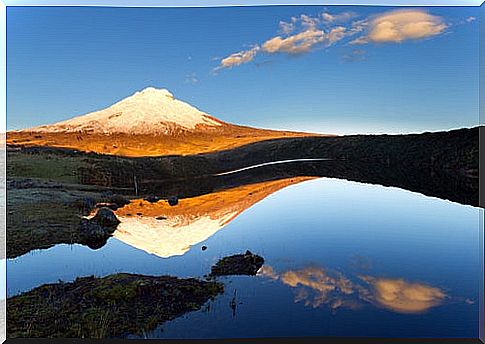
[8,86,319,156]
[25,87,224,135]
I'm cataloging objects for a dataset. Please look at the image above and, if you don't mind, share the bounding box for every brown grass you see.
[7,124,328,157]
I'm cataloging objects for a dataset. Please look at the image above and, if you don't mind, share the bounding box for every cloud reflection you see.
[361,276,447,314]
[258,265,447,314]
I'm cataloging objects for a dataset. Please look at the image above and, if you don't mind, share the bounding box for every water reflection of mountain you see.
[6,126,479,258]
[113,177,314,258]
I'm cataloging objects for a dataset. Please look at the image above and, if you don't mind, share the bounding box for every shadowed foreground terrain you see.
[7,273,224,338]
[7,251,268,338]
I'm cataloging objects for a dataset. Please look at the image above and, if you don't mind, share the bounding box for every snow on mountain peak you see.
[25,87,224,135]
[133,87,174,99]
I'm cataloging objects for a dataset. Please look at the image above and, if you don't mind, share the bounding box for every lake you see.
[6,175,483,338]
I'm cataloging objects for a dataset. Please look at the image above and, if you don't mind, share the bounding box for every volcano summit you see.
[26,87,224,135]
[7,87,320,157]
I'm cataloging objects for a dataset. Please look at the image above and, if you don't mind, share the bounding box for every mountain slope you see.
[26,87,224,135]
[7,87,325,157]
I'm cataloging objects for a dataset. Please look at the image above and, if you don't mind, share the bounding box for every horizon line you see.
[3,124,481,137]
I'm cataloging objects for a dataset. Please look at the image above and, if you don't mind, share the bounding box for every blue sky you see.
[6,5,480,134]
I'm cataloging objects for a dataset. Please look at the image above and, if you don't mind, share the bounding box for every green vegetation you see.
[7,175,131,258]
[7,273,224,338]
[7,151,90,184]
[210,250,265,277]
[6,144,137,258]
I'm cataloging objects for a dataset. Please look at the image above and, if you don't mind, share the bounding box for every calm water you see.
[7,178,484,338]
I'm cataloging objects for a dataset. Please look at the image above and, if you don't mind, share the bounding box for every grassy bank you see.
[7,273,223,338]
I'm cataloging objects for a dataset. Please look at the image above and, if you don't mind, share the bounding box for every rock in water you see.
[79,207,121,249]
[210,250,264,276]
[109,194,130,208]
[92,207,120,227]
[144,195,160,203]
[168,196,179,206]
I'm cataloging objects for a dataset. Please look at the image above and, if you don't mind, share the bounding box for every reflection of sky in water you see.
[7,178,483,338]
[258,265,448,313]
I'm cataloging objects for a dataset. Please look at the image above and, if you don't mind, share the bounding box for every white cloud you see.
[350,36,370,45]
[262,29,326,54]
[327,26,348,45]
[214,46,260,71]
[261,24,351,55]
[349,19,369,34]
[215,12,363,70]
[352,9,447,44]
[214,9,451,71]
[466,16,476,23]
[321,11,356,24]
[299,14,321,29]
[279,20,296,34]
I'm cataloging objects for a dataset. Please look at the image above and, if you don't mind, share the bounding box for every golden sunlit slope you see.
[6,126,320,157]
[112,176,315,257]
[7,87,327,157]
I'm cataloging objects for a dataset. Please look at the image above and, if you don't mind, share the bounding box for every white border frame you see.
[0,2,483,343]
